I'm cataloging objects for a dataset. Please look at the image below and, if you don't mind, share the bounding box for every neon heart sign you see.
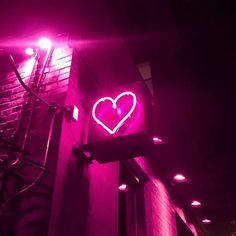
[92,91,137,134]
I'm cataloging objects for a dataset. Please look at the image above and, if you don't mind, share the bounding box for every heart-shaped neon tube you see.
[92,91,137,134]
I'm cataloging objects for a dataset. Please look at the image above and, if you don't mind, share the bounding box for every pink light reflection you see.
[118,184,127,191]
[175,206,187,224]
[92,91,137,134]
[191,200,201,207]
[175,207,198,236]
[173,174,187,182]
[189,223,198,236]
[153,179,177,235]
[20,58,36,78]
[117,108,122,115]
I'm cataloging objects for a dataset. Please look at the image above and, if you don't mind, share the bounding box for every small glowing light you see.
[118,184,127,191]
[72,105,79,121]
[25,47,34,56]
[191,200,201,207]
[134,176,140,183]
[173,174,187,182]
[83,151,92,158]
[152,136,163,144]
[202,219,211,224]
[38,37,52,49]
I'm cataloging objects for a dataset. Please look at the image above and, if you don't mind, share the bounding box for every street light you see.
[38,37,52,49]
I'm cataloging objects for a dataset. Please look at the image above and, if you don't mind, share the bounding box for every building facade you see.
[0,1,207,236]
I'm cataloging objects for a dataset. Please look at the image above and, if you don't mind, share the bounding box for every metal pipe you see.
[0,110,57,213]
[13,53,38,136]
[9,54,51,107]
[37,47,53,87]
[0,51,58,213]
[0,136,30,155]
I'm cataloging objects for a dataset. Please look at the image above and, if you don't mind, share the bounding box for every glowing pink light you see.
[202,219,211,224]
[191,200,201,207]
[117,108,122,115]
[173,174,187,182]
[38,37,52,49]
[25,47,34,56]
[72,105,79,121]
[92,91,137,134]
[118,184,127,191]
[152,136,163,144]
[175,207,187,224]
[21,58,35,77]
[188,224,198,236]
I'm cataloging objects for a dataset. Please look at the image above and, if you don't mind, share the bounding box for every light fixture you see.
[173,174,187,183]
[152,136,163,144]
[118,184,127,191]
[38,37,52,49]
[191,200,201,207]
[25,47,34,56]
[72,105,79,121]
[202,219,211,224]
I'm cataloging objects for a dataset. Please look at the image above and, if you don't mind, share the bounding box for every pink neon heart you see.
[92,91,137,134]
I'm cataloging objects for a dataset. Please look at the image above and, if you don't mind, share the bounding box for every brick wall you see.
[0,46,198,236]
[134,157,178,236]
[133,157,200,236]
[0,58,34,141]
[0,46,73,235]
[48,48,119,236]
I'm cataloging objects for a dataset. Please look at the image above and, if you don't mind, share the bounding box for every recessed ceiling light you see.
[118,184,127,191]
[152,136,164,144]
[202,219,211,224]
[191,200,201,207]
[173,174,187,182]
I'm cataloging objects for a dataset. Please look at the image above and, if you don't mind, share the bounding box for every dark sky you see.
[103,1,236,234]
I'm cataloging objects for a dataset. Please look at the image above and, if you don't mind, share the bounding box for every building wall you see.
[0,47,72,235]
[133,157,178,236]
[0,35,200,236]
[144,179,177,236]
[48,49,119,236]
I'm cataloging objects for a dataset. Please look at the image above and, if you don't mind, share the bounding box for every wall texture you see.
[134,157,178,236]
[48,48,120,236]
[0,47,72,235]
